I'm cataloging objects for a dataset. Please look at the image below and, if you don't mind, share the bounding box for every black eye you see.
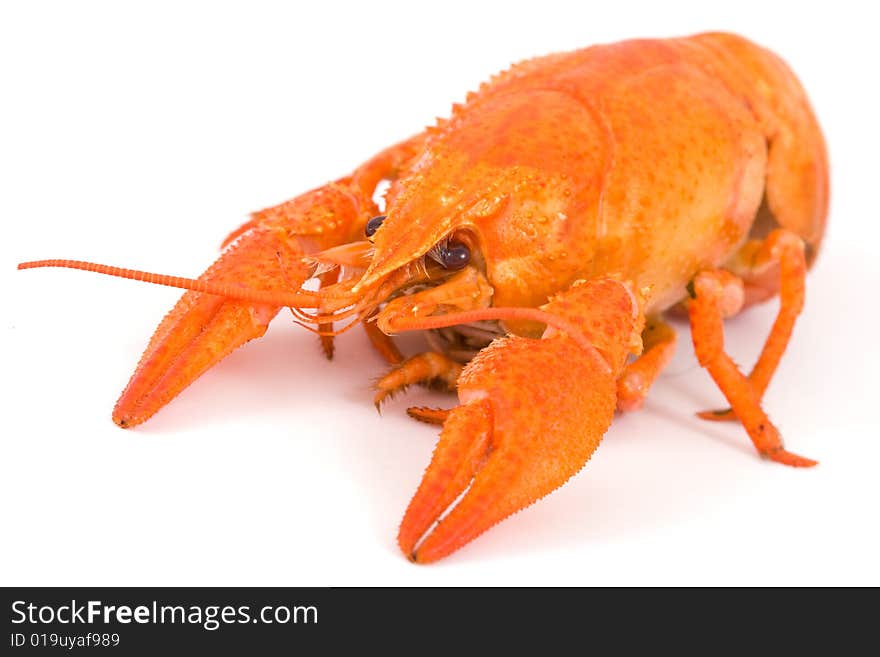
[365,215,386,238]
[440,242,471,270]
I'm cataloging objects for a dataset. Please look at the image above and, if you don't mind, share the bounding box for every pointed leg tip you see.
[373,387,399,414]
[406,407,451,425]
[787,455,819,468]
[373,392,389,415]
[764,448,819,468]
[696,407,737,422]
[782,456,819,468]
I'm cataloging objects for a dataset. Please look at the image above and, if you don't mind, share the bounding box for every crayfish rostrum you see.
[20,32,828,563]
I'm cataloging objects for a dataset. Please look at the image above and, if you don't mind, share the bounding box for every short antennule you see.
[17,259,321,308]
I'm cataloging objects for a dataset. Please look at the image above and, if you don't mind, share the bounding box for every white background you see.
[2,0,878,586]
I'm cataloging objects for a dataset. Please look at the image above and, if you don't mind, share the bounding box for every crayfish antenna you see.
[17,259,321,308]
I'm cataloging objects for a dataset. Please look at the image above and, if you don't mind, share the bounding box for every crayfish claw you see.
[398,278,642,562]
[400,336,619,563]
[398,398,493,561]
[113,226,311,427]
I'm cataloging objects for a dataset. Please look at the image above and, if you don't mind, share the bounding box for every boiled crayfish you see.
[19,32,828,563]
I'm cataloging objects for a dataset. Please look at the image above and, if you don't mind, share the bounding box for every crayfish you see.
[19,32,828,563]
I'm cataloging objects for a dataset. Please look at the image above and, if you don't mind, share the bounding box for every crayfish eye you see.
[439,242,471,270]
[365,215,386,238]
